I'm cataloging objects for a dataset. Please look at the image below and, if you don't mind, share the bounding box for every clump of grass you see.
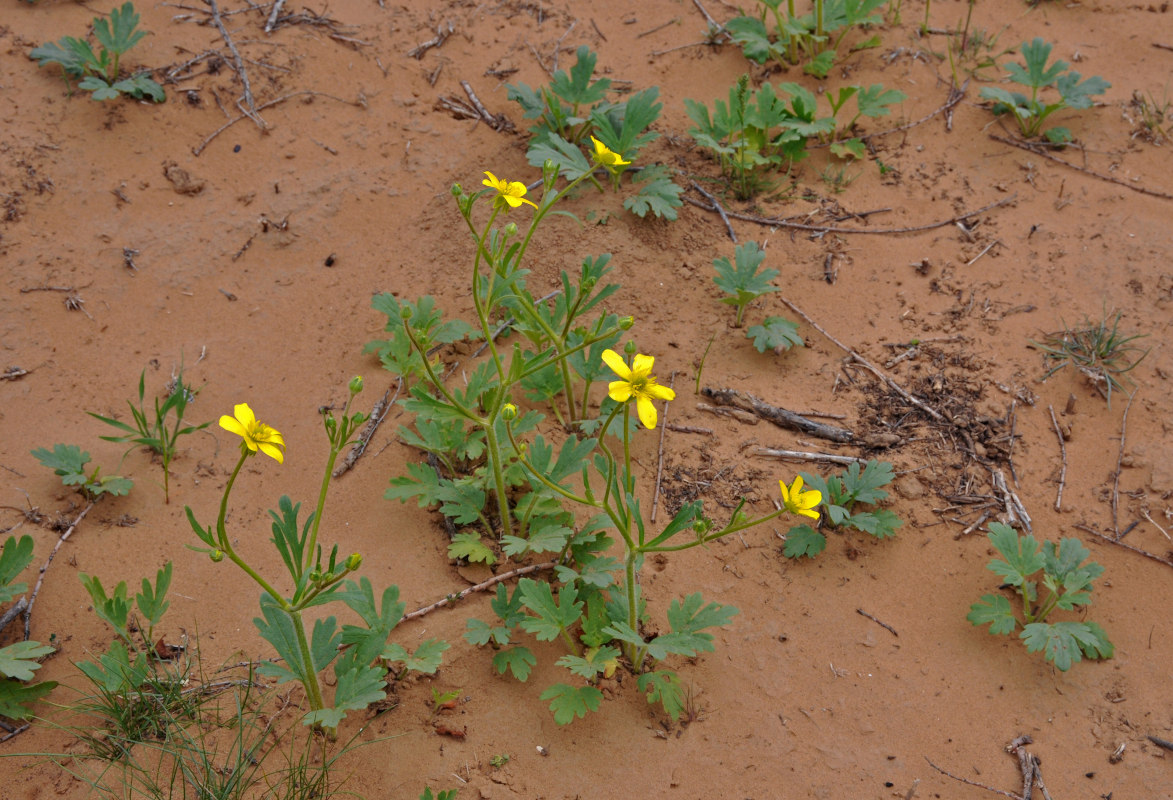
[1129,87,1170,144]
[1034,310,1147,405]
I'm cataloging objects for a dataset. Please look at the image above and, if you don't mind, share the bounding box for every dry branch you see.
[686,194,1017,236]
[989,134,1173,200]
[701,387,854,442]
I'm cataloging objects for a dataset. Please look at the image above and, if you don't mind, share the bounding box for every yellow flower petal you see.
[646,383,676,402]
[608,380,634,402]
[601,349,632,381]
[257,441,284,464]
[635,396,658,430]
[233,403,256,428]
[219,414,247,437]
[630,353,655,377]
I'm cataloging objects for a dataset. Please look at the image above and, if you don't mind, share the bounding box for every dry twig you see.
[25,502,94,640]
[333,379,400,477]
[701,387,854,442]
[1076,523,1173,569]
[690,181,737,242]
[686,194,1017,236]
[1047,405,1067,512]
[990,134,1173,200]
[402,561,557,623]
[1112,392,1135,537]
[205,0,258,122]
[751,447,865,466]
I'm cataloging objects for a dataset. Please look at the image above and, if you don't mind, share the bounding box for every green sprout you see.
[88,368,210,503]
[968,524,1113,671]
[29,2,164,102]
[979,38,1110,143]
[1033,310,1147,406]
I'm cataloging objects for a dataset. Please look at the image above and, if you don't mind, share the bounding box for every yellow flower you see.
[219,403,285,463]
[602,349,675,430]
[779,476,821,521]
[589,136,630,173]
[482,171,537,210]
[585,646,619,679]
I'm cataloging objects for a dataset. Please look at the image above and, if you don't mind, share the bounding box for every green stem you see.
[642,506,791,553]
[402,320,484,426]
[624,550,641,670]
[215,451,292,608]
[305,394,354,574]
[290,609,326,712]
[483,421,514,539]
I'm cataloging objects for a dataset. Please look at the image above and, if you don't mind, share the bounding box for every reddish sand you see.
[1,1,1171,798]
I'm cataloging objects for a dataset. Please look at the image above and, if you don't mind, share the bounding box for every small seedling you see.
[746,317,803,354]
[712,241,778,327]
[968,524,1113,671]
[31,444,133,500]
[686,78,903,198]
[979,38,1110,143]
[420,789,458,800]
[430,687,460,716]
[727,0,890,78]
[89,367,210,502]
[30,2,164,102]
[1033,310,1147,406]
[783,461,903,559]
[489,753,511,768]
[819,163,861,193]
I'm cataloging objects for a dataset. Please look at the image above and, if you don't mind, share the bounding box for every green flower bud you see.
[501,403,518,421]
[309,569,323,583]
[624,340,637,355]
[451,183,463,197]
[346,552,363,571]
[210,549,224,563]
[399,305,414,321]
[581,277,597,292]
[618,316,635,331]
[349,375,364,395]
[503,222,518,238]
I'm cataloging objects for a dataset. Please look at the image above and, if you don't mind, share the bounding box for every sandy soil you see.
[1,0,1171,798]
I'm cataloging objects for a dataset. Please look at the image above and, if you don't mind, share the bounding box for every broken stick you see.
[702,387,853,442]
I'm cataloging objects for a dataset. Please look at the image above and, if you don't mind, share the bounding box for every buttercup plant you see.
[375,154,824,721]
[968,524,1113,671]
[185,379,447,730]
[781,460,903,559]
[381,157,633,554]
[506,45,683,219]
[980,37,1110,143]
[30,2,164,102]
[475,346,825,722]
[726,0,891,78]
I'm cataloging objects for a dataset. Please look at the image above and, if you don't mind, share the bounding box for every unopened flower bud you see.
[210,549,224,563]
[346,552,363,571]
[618,316,635,331]
[309,569,323,583]
[348,375,364,395]
[451,183,463,197]
[502,403,518,421]
[581,277,596,292]
[399,305,414,320]
[624,340,637,355]
[503,222,518,238]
